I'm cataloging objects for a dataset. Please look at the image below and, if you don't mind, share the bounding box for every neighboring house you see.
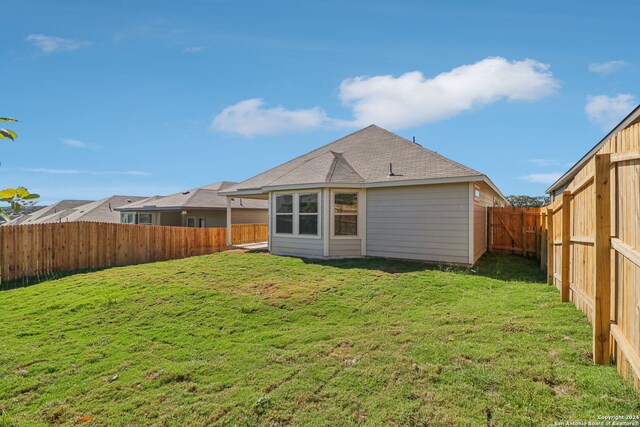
[6,196,147,225]
[221,125,508,265]
[6,200,93,225]
[115,181,267,227]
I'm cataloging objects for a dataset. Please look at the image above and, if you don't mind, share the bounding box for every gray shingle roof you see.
[223,125,482,193]
[116,181,267,211]
[36,196,147,224]
[8,200,93,225]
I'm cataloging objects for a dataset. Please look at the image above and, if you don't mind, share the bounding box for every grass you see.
[0,252,638,426]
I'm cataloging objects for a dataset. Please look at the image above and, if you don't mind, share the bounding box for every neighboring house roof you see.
[546,104,640,194]
[222,125,506,200]
[116,181,267,212]
[35,195,148,224]
[7,200,93,225]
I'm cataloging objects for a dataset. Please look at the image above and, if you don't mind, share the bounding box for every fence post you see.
[540,211,547,270]
[546,207,554,285]
[561,190,571,302]
[488,208,494,252]
[594,153,612,364]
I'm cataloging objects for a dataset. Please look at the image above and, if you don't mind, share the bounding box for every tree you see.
[1,117,40,221]
[506,194,550,208]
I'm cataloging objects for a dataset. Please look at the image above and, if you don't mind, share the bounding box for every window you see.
[138,213,153,225]
[334,193,358,236]
[121,212,135,224]
[474,189,481,198]
[275,194,293,234]
[198,218,206,228]
[187,217,196,227]
[298,193,318,235]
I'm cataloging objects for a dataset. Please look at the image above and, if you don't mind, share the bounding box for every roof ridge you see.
[325,152,340,182]
[264,150,337,187]
[327,151,363,182]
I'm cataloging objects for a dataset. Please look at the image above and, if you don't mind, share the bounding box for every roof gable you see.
[224,125,481,193]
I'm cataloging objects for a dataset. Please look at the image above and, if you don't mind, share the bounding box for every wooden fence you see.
[544,123,640,391]
[231,223,268,245]
[488,207,542,257]
[0,222,269,283]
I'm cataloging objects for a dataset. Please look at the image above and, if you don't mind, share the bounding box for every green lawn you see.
[0,252,638,426]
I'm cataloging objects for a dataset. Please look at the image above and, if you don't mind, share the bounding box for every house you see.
[221,125,508,265]
[6,199,92,225]
[115,181,267,227]
[6,196,147,225]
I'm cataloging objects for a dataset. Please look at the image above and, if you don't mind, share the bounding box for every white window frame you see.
[138,213,153,225]
[274,193,295,236]
[298,192,320,237]
[272,191,321,239]
[198,217,206,228]
[330,190,361,239]
[187,217,196,227]
[121,212,136,224]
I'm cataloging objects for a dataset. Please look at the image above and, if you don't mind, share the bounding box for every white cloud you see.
[183,47,203,53]
[585,94,636,130]
[26,34,92,54]
[588,60,629,74]
[339,57,559,128]
[520,172,562,185]
[211,98,331,137]
[22,168,151,176]
[61,138,99,149]
[211,57,559,136]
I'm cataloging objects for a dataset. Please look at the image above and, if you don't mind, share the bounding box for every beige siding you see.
[271,236,324,257]
[232,208,268,224]
[328,238,362,257]
[158,211,182,226]
[472,182,496,263]
[366,183,470,264]
[184,210,227,227]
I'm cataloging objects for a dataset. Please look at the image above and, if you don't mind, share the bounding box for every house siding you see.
[232,208,268,224]
[366,183,470,264]
[158,211,182,226]
[271,236,324,257]
[328,238,362,257]
[472,182,507,263]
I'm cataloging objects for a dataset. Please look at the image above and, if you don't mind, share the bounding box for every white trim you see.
[272,190,322,239]
[468,182,474,265]
[187,216,196,227]
[226,197,232,246]
[360,189,367,256]
[267,192,272,253]
[223,175,508,205]
[330,189,361,239]
[323,189,329,257]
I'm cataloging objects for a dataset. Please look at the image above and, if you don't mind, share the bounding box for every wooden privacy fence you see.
[0,222,268,284]
[488,207,542,258]
[231,223,268,245]
[545,141,640,390]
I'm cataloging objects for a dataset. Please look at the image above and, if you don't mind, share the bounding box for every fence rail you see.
[543,126,640,392]
[0,222,269,283]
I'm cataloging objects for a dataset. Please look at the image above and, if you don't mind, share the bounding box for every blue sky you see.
[2,0,639,204]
